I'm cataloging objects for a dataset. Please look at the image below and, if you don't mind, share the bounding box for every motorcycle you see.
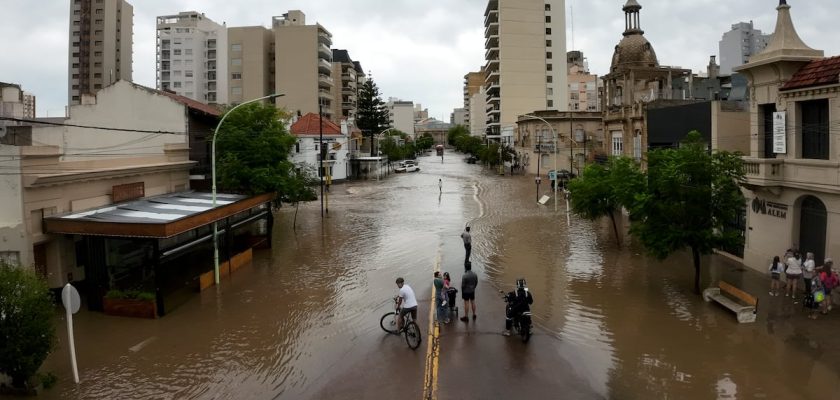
[501,289,532,343]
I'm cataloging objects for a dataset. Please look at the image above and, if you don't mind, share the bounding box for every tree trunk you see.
[609,210,621,246]
[692,246,701,295]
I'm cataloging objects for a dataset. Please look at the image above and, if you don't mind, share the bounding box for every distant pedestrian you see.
[769,256,784,296]
[785,251,803,302]
[819,259,838,314]
[461,226,472,263]
[803,252,816,293]
[460,261,478,322]
[439,178,442,193]
[434,271,448,324]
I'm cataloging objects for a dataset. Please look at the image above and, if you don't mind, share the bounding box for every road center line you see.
[422,248,442,400]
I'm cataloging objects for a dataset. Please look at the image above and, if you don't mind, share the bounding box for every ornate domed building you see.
[601,1,689,162]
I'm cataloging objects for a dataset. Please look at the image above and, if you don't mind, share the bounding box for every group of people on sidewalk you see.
[434,261,478,325]
[769,249,840,319]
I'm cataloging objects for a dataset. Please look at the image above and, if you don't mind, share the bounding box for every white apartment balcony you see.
[318,44,332,60]
[485,34,499,50]
[484,21,499,38]
[742,157,840,193]
[318,74,334,88]
[484,9,499,26]
[487,107,500,116]
[485,46,499,61]
[319,59,332,74]
[342,87,357,97]
[318,31,332,46]
[485,70,500,83]
[319,90,334,101]
[485,59,499,72]
[485,82,500,95]
[484,0,498,18]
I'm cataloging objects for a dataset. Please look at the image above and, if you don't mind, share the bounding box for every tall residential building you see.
[719,21,771,75]
[227,26,274,104]
[68,0,133,105]
[156,12,228,104]
[567,51,599,111]
[331,49,358,121]
[386,98,416,137]
[451,108,467,126]
[484,0,568,139]
[1,83,33,120]
[463,69,486,136]
[272,11,334,120]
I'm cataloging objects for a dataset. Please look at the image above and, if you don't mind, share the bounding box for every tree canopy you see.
[356,79,389,155]
[0,262,56,389]
[215,103,316,205]
[629,131,745,293]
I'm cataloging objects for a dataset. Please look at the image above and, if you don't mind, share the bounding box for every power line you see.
[0,116,187,135]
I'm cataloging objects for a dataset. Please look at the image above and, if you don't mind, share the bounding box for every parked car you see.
[464,156,477,164]
[404,160,420,172]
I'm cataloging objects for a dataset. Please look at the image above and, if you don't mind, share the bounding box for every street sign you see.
[548,170,557,181]
[62,283,81,314]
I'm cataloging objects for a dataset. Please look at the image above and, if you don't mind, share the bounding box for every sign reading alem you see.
[752,198,788,219]
[773,112,786,154]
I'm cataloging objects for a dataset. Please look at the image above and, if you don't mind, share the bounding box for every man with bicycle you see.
[396,277,418,332]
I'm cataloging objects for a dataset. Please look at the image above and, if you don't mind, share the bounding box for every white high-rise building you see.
[484,0,568,139]
[719,21,771,75]
[156,12,228,104]
[386,98,416,138]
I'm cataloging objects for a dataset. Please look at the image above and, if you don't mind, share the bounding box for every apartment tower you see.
[68,0,133,105]
[484,0,567,138]
[719,21,771,75]
[272,11,334,120]
[156,12,228,104]
[463,69,486,136]
[331,49,358,121]
[227,26,274,104]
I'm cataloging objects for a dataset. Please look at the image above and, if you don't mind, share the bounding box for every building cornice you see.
[24,161,196,188]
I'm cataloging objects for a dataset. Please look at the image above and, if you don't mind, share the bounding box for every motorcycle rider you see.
[503,278,533,336]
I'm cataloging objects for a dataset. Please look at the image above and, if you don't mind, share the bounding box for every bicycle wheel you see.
[520,317,532,343]
[404,321,422,349]
[380,312,399,334]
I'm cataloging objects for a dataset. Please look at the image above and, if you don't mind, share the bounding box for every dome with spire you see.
[610,0,659,72]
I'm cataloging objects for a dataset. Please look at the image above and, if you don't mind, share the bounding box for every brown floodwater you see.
[32,152,840,400]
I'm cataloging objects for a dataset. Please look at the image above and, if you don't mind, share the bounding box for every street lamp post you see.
[211,93,283,285]
[523,114,558,212]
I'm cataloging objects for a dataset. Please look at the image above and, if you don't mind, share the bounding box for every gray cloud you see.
[1,0,837,119]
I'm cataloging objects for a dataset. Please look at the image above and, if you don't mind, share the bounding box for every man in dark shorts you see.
[460,261,478,322]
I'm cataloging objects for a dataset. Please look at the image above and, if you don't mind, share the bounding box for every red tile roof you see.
[157,90,222,117]
[780,55,840,91]
[289,113,343,136]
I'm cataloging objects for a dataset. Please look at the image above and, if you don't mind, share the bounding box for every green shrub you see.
[105,289,155,301]
[0,262,56,389]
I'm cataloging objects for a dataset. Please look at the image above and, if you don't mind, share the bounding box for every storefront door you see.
[799,196,827,264]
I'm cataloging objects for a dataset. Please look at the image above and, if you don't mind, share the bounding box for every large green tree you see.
[629,131,745,294]
[356,79,389,156]
[215,103,316,206]
[447,125,469,146]
[0,263,56,389]
[568,156,644,244]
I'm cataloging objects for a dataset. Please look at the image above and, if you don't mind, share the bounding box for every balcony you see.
[318,30,332,46]
[318,44,331,60]
[484,0,498,18]
[319,90,334,101]
[485,34,499,50]
[743,157,840,193]
[319,59,332,73]
[485,70,500,83]
[318,74,334,88]
[484,9,498,26]
[485,58,499,71]
[484,21,499,37]
[485,82,500,95]
[485,46,499,61]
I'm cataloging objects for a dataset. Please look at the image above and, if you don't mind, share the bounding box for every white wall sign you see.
[773,112,786,154]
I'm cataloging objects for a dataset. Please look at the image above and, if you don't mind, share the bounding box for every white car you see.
[404,161,420,172]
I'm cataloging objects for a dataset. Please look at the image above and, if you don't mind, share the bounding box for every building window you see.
[546,40,552,47]
[95,8,103,14]
[545,28,551,35]
[231,44,242,52]
[231,58,242,66]
[546,52,552,59]
[231,87,242,95]
[231,73,242,80]
[174,49,181,55]
[0,251,21,266]
[547,100,554,108]
[633,132,642,161]
[185,71,193,77]
[545,4,551,11]
[547,88,553,95]
[95,40,102,46]
[72,96,80,101]
[612,132,624,156]
[545,16,551,23]
[546,64,552,71]
[800,99,829,160]
[760,103,777,158]
[547,76,553,83]
[173,82,182,88]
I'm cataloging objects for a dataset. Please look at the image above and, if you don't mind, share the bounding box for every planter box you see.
[103,297,157,319]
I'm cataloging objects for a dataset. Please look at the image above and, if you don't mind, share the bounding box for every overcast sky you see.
[1,0,838,118]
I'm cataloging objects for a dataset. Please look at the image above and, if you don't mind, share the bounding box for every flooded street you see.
[35,153,840,400]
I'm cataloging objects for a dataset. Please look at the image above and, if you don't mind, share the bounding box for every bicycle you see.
[380,297,422,350]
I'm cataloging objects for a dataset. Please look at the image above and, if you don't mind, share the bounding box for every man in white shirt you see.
[396,277,418,332]
[461,226,472,262]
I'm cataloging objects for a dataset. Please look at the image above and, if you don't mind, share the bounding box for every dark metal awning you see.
[45,192,275,238]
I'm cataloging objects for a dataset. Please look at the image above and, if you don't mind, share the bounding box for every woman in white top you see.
[803,252,817,293]
[768,256,784,296]
[785,252,803,301]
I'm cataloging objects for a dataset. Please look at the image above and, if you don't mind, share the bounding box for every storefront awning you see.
[45,192,275,238]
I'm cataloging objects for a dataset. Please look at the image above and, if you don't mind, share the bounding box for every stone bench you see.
[703,281,758,323]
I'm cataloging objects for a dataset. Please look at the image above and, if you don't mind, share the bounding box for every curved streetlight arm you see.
[522,114,559,211]
[211,93,283,285]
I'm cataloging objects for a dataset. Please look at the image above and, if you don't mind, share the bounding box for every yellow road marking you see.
[422,249,442,400]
